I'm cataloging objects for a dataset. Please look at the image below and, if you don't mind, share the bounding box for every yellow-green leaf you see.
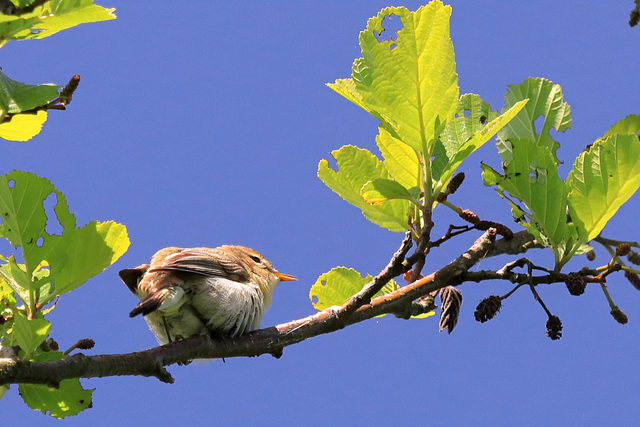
[19,351,93,418]
[498,77,571,156]
[12,315,51,357]
[481,138,579,264]
[0,0,116,47]
[310,267,372,310]
[568,134,640,241]
[377,126,421,189]
[604,114,640,137]
[0,171,130,306]
[361,178,420,205]
[318,146,411,232]
[329,1,459,151]
[433,95,528,193]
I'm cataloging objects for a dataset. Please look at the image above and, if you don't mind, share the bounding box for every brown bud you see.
[59,75,81,105]
[47,338,59,352]
[447,172,465,195]
[460,209,480,225]
[76,339,95,350]
[545,315,562,340]
[616,243,631,257]
[474,295,502,323]
[627,250,640,265]
[630,9,640,27]
[610,306,628,324]
[565,272,586,296]
[586,250,596,261]
[624,271,640,291]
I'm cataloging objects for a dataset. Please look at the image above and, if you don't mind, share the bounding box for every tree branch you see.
[0,229,538,386]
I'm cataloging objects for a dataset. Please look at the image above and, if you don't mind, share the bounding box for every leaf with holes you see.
[497,77,571,156]
[432,95,528,194]
[310,267,373,311]
[327,1,459,151]
[481,139,580,265]
[309,267,405,318]
[318,146,411,232]
[19,351,93,419]
[0,171,129,307]
[568,134,640,242]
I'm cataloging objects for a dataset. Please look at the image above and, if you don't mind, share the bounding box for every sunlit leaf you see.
[310,267,372,310]
[318,146,411,232]
[0,111,48,141]
[0,0,116,46]
[433,95,528,193]
[377,127,421,189]
[361,178,420,205]
[45,220,130,297]
[0,171,130,305]
[567,134,640,241]
[498,77,571,156]
[329,1,459,151]
[310,267,426,318]
[604,114,640,137]
[12,315,51,357]
[19,351,93,419]
[481,139,580,263]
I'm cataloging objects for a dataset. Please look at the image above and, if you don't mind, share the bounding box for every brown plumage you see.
[119,246,296,344]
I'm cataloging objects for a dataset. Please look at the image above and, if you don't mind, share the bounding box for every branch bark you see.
[0,229,540,386]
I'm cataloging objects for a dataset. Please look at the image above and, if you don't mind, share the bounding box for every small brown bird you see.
[119,245,296,344]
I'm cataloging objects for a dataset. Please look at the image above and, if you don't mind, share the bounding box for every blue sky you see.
[2,1,639,425]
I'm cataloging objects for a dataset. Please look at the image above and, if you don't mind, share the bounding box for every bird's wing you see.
[149,248,250,282]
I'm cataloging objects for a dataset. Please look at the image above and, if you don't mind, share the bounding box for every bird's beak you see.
[274,272,297,282]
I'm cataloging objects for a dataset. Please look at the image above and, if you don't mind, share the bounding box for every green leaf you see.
[19,351,93,419]
[0,171,74,276]
[318,146,411,232]
[329,1,459,151]
[45,220,130,297]
[309,267,426,319]
[376,126,421,189]
[432,95,528,193]
[0,70,60,117]
[604,114,640,137]
[481,139,579,263]
[0,171,130,305]
[361,178,420,205]
[12,315,51,357]
[498,77,571,156]
[0,0,116,46]
[310,267,372,310]
[567,134,640,241]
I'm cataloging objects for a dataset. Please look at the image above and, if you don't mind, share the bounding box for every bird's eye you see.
[249,255,262,264]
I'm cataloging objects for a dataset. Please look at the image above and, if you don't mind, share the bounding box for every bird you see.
[119,245,297,345]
